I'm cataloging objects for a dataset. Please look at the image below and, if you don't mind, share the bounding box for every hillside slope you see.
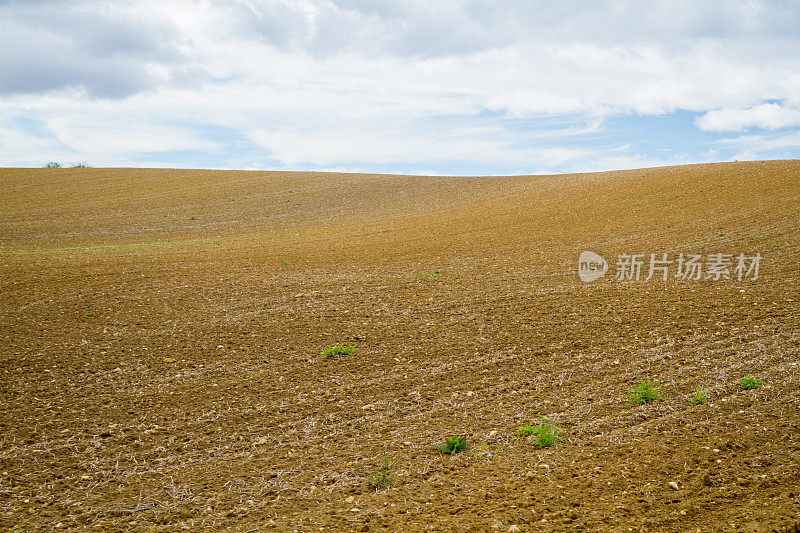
[1,161,799,532]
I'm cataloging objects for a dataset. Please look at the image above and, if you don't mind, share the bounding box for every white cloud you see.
[716,130,800,161]
[1,0,799,172]
[695,103,800,132]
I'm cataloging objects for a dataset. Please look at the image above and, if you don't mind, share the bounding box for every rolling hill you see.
[1,161,799,531]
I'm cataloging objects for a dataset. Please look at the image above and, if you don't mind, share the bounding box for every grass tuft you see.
[740,375,762,390]
[516,423,535,437]
[689,388,708,406]
[438,436,468,454]
[320,343,357,357]
[518,417,562,448]
[626,379,662,406]
[366,457,395,489]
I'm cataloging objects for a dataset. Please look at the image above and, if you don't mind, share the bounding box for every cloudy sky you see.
[2,0,800,175]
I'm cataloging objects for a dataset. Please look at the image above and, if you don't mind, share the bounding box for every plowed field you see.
[1,161,799,532]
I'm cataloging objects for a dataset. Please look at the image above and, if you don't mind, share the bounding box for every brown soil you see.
[1,161,799,532]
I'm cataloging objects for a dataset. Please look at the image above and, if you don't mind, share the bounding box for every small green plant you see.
[190,216,196,220]
[516,423,535,437]
[740,375,762,390]
[420,270,440,278]
[44,161,62,168]
[626,379,662,406]
[689,388,708,406]
[366,457,395,489]
[519,418,562,448]
[438,436,468,454]
[320,343,357,357]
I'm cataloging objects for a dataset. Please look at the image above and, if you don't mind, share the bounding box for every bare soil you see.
[1,161,799,532]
